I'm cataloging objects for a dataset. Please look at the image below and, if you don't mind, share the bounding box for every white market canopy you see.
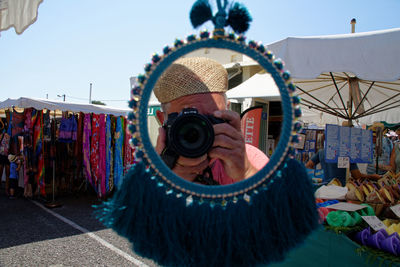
[0,97,130,116]
[226,73,281,100]
[267,28,400,124]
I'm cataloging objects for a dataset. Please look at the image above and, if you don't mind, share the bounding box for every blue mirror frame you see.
[128,32,302,202]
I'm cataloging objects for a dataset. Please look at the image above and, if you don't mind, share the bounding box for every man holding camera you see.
[154,57,269,185]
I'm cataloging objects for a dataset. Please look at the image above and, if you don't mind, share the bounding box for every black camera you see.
[161,107,225,169]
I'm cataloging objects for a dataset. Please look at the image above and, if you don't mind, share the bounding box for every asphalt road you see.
[0,188,158,267]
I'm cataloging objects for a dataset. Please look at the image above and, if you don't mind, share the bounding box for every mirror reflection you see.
[147,49,283,185]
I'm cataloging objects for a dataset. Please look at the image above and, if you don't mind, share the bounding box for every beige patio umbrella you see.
[267,28,400,125]
[0,0,43,35]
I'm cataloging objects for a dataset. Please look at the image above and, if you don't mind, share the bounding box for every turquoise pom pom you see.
[292,95,301,105]
[282,71,291,81]
[227,33,235,40]
[144,63,152,73]
[152,54,161,63]
[288,83,296,93]
[128,124,137,133]
[128,99,137,109]
[248,40,257,48]
[274,59,284,70]
[237,35,246,42]
[186,34,197,42]
[163,45,172,54]
[127,112,136,120]
[200,30,210,39]
[264,51,274,60]
[131,137,139,146]
[294,121,303,132]
[137,74,146,84]
[174,39,184,47]
[294,107,302,118]
[291,134,300,144]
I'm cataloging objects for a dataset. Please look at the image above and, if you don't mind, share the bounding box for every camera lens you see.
[169,114,214,158]
[179,122,205,148]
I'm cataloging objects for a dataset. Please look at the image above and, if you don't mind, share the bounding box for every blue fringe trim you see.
[94,158,319,267]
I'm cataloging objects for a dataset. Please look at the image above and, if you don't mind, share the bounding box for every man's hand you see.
[155,127,209,182]
[209,110,257,181]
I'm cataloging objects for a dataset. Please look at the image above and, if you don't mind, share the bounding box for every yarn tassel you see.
[95,158,319,267]
[226,2,252,34]
[190,0,213,28]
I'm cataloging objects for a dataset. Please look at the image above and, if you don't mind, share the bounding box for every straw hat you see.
[153,57,228,103]
[8,154,17,163]
[368,122,385,132]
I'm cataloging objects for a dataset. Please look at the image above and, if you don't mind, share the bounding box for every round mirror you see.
[130,35,299,199]
[147,48,284,186]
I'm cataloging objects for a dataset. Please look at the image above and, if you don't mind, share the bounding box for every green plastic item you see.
[351,211,362,224]
[340,211,356,227]
[326,211,342,227]
[360,203,375,216]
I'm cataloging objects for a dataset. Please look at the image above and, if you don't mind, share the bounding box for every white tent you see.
[226,73,281,101]
[0,97,130,116]
[267,28,400,125]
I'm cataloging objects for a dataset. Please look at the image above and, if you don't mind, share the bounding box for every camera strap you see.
[193,166,220,185]
[160,147,178,169]
[161,148,219,185]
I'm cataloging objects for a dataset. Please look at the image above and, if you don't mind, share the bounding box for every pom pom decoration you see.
[190,0,252,35]
[190,0,213,28]
[226,2,252,34]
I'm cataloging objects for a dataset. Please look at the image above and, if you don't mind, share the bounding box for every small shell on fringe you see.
[232,196,238,203]
[186,195,193,206]
[176,193,183,198]
[243,193,251,203]
[209,201,215,208]
[221,199,227,207]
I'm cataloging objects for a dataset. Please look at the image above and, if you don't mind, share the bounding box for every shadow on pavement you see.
[0,185,109,249]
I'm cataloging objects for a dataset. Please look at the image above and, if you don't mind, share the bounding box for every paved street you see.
[0,189,158,267]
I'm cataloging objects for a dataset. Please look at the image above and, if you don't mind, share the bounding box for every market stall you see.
[0,97,134,199]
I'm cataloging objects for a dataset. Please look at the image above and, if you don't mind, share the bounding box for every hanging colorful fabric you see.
[123,117,135,174]
[74,112,84,175]
[90,113,101,194]
[113,116,124,187]
[105,115,112,193]
[99,114,106,197]
[82,113,94,189]
[33,110,45,196]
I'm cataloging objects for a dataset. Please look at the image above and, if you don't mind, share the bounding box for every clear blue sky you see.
[1,0,400,109]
